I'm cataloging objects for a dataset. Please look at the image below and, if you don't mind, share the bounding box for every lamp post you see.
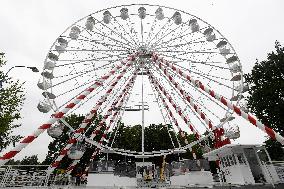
[0,66,39,88]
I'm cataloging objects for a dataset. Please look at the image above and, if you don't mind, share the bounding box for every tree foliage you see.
[43,113,202,173]
[0,53,25,152]
[6,155,40,165]
[245,41,284,160]
[109,123,201,165]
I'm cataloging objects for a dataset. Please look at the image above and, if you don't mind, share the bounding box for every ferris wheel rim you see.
[39,4,245,158]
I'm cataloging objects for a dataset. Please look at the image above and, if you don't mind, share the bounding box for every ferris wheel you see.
[1,4,283,175]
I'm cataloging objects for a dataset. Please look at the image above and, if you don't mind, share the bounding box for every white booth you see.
[204,144,281,185]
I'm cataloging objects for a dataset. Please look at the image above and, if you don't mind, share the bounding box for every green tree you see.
[245,41,284,160]
[0,53,25,152]
[6,155,40,165]
[110,123,198,165]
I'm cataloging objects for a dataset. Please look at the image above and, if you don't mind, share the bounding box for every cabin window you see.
[228,155,235,165]
[226,156,231,166]
[232,154,237,165]
[237,153,246,165]
[221,157,227,167]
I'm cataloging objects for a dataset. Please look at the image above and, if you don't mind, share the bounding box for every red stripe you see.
[201,113,205,120]
[265,126,276,140]
[233,105,241,116]
[248,114,257,125]
[67,165,75,171]
[60,149,68,155]
[75,128,85,133]
[39,123,52,129]
[77,95,86,100]
[186,96,190,102]
[111,82,118,86]
[194,105,198,111]
[221,97,227,106]
[186,75,191,80]
[106,89,112,93]
[199,82,205,90]
[110,71,115,74]
[66,103,76,109]
[86,87,94,92]
[179,70,183,75]
[68,138,77,144]
[95,81,102,86]
[172,66,176,71]
[209,90,215,97]
[52,161,60,167]
[54,112,64,118]
[169,75,173,81]
[209,122,213,129]
[84,119,92,123]
[102,76,109,79]
[195,133,200,139]
[21,136,35,143]
[0,151,19,160]
[183,117,188,123]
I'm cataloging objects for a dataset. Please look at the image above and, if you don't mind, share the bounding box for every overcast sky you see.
[1,0,284,162]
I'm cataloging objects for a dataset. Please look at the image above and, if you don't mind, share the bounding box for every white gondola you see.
[230,63,241,73]
[235,84,249,92]
[138,7,146,19]
[69,26,80,40]
[224,124,240,139]
[172,12,182,25]
[120,8,129,20]
[231,74,242,81]
[155,7,164,20]
[103,11,111,24]
[189,19,199,32]
[68,143,85,160]
[203,28,216,42]
[230,94,243,101]
[41,71,54,79]
[47,123,64,138]
[37,100,52,113]
[226,55,238,64]
[42,91,56,99]
[216,40,231,55]
[55,37,68,53]
[44,61,55,70]
[85,16,95,31]
[37,79,51,90]
[48,52,58,61]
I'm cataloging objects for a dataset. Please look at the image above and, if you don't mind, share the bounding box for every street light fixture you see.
[0,66,39,89]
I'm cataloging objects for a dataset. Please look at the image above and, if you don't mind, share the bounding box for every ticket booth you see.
[203,144,281,185]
